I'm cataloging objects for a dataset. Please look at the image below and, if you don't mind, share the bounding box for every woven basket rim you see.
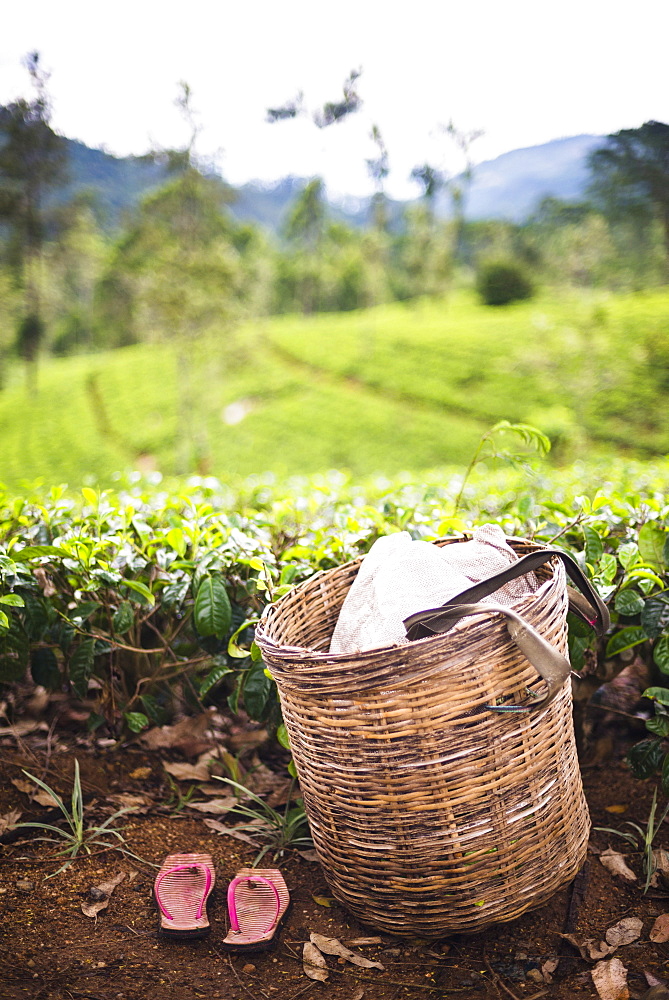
[257,534,560,664]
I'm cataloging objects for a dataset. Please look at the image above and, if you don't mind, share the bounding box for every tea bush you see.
[1,461,669,754]
[475,259,534,305]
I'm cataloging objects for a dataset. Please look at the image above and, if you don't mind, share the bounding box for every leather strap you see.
[403,547,609,641]
[401,545,610,713]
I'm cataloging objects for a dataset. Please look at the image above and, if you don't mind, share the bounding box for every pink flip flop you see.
[222,868,290,951]
[154,853,215,939]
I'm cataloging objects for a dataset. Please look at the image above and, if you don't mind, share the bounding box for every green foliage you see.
[4,289,669,485]
[0,52,68,364]
[214,775,313,864]
[476,259,534,306]
[589,121,669,272]
[595,786,669,893]
[14,759,140,877]
[1,458,669,748]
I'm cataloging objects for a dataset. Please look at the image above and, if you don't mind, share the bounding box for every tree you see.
[589,121,669,278]
[99,83,251,472]
[282,178,327,313]
[0,53,67,381]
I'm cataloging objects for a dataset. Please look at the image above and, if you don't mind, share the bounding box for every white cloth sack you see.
[329,524,539,654]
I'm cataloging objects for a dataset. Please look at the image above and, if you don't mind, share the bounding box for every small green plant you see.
[163,774,198,813]
[14,759,141,877]
[215,774,313,865]
[476,259,534,306]
[453,420,551,515]
[595,787,669,893]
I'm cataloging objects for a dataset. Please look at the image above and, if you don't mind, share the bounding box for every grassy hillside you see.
[1,288,668,489]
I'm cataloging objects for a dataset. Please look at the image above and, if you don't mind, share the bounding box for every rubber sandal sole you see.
[222,867,290,951]
[154,852,215,939]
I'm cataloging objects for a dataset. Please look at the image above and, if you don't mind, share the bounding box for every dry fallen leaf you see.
[605,916,643,947]
[558,933,615,962]
[605,804,629,814]
[11,778,61,808]
[599,848,637,882]
[202,818,262,847]
[642,987,669,999]
[303,941,329,981]
[297,849,320,863]
[163,759,211,782]
[106,793,150,813]
[185,797,237,815]
[541,957,560,983]
[140,713,213,755]
[350,988,365,1000]
[310,933,384,970]
[650,914,669,943]
[0,808,22,835]
[346,937,383,947]
[81,872,125,918]
[592,957,629,1000]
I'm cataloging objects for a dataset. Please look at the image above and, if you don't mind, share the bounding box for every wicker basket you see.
[256,537,591,937]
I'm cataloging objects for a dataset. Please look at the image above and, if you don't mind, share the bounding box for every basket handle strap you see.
[405,601,572,712]
[403,547,609,641]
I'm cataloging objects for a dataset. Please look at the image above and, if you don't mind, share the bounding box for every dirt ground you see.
[1,706,668,1000]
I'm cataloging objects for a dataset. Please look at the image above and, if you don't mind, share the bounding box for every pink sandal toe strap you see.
[227,875,281,935]
[155,863,213,921]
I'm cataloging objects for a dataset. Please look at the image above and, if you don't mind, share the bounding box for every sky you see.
[1,0,668,201]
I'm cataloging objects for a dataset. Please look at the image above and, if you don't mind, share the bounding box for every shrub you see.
[476,259,534,306]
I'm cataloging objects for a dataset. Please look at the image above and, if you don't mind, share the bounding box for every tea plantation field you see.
[1,287,668,488]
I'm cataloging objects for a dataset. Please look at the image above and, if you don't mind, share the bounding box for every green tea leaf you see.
[228,618,259,658]
[643,687,669,704]
[69,601,100,624]
[642,595,669,639]
[597,552,617,585]
[22,595,50,641]
[199,659,233,696]
[277,723,291,750]
[0,593,24,607]
[584,526,603,566]
[30,647,60,689]
[68,638,96,698]
[194,575,231,639]
[617,542,640,569]
[124,711,149,733]
[0,626,29,682]
[639,523,667,568]
[166,527,186,557]
[626,738,664,779]
[646,715,669,737]
[614,590,645,617]
[112,601,135,635]
[12,545,62,561]
[242,659,273,721]
[81,487,98,506]
[605,626,647,658]
[122,578,155,606]
[654,636,669,674]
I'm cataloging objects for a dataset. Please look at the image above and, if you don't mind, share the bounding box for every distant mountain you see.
[4,128,607,233]
[455,135,605,222]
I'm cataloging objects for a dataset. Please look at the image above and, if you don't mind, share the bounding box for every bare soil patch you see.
[1,712,668,1000]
